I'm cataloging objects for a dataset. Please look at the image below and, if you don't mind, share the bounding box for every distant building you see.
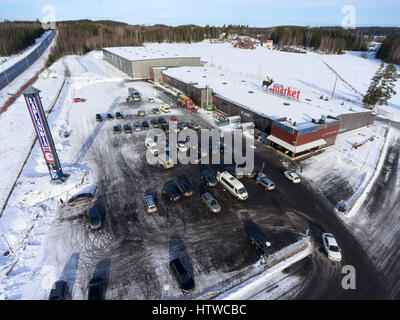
[262,40,273,48]
[102,47,202,79]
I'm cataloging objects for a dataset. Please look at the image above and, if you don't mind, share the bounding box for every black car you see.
[49,280,69,300]
[67,192,93,207]
[123,123,132,133]
[152,107,161,114]
[158,117,167,125]
[89,205,102,230]
[141,120,150,130]
[133,121,141,131]
[169,258,195,294]
[96,114,103,122]
[161,124,169,133]
[115,111,123,119]
[113,125,122,134]
[177,178,193,197]
[201,170,217,187]
[106,113,114,120]
[187,121,199,130]
[163,182,181,202]
[250,233,275,256]
[88,277,103,300]
[150,119,159,128]
[137,110,146,117]
[178,122,188,130]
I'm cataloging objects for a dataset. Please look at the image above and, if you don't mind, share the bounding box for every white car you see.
[170,124,180,133]
[177,141,188,152]
[322,233,342,262]
[160,104,171,113]
[283,170,301,183]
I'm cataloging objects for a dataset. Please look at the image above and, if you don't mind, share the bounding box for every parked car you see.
[201,192,221,213]
[256,176,275,191]
[170,115,179,124]
[169,258,195,294]
[158,117,167,125]
[142,120,150,130]
[250,233,275,256]
[178,122,188,130]
[163,182,181,201]
[96,114,103,122]
[201,170,217,187]
[161,124,169,133]
[134,121,141,131]
[152,107,161,114]
[67,192,93,207]
[88,205,102,230]
[123,123,132,133]
[137,110,146,117]
[115,111,123,119]
[177,141,188,152]
[187,121,199,130]
[49,280,69,300]
[322,233,342,262]
[150,118,159,128]
[160,104,171,113]
[282,170,301,183]
[106,113,114,120]
[113,125,122,134]
[73,98,86,102]
[88,277,103,300]
[170,124,180,133]
[144,194,157,213]
[177,178,193,197]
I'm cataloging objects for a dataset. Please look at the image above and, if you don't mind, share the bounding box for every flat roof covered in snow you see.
[163,66,367,127]
[103,46,201,62]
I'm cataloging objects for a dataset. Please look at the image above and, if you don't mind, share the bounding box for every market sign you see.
[272,83,300,100]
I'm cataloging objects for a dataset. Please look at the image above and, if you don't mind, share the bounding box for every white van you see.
[216,171,248,200]
[157,153,174,169]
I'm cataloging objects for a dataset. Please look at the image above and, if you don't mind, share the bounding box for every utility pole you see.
[331,76,337,99]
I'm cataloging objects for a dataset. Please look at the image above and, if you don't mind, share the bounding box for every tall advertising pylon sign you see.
[23,86,64,182]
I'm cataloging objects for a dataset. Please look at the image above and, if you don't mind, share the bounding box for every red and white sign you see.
[272,83,300,100]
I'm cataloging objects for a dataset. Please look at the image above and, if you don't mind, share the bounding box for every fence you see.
[0,30,56,90]
[264,236,310,267]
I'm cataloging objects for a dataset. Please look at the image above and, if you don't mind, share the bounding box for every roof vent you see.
[222,82,227,85]
[186,70,191,72]
[248,90,254,94]
[221,74,224,76]
[203,75,207,78]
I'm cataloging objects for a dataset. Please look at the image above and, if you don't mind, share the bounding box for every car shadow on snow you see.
[90,258,111,300]
[169,234,194,283]
[58,252,80,299]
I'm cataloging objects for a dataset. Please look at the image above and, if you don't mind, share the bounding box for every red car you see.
[73,98,86,102]
[170,116,179,124]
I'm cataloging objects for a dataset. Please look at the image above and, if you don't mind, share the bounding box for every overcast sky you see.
[1,0,399,27]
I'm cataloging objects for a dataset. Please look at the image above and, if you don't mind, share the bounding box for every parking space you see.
[50,80,341,299]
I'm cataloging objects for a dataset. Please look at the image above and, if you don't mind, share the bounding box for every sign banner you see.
[272,83,300,100]
[23,86,64,181]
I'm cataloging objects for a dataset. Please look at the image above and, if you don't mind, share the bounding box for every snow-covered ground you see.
[0,30,52,70]
[0,40,399,299]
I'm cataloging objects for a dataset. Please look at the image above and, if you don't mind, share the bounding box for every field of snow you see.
[0,40,399,300]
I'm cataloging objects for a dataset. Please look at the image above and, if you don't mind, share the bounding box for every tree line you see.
[376,35,400,65]
[0,20,45,56]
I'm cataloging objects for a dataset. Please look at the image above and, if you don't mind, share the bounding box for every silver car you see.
[201,192,221,213]
[256,176,275,191]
